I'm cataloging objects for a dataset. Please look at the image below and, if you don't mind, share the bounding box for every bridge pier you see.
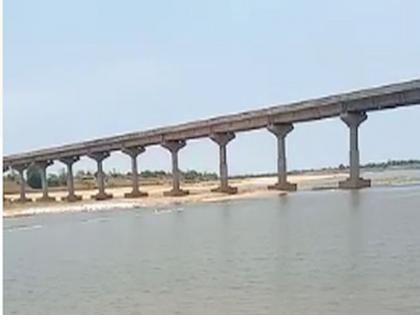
[339,112,371,189]
[88,152,113,200]
[267,123,297,191]
[123,146,148,198]
[162,140,189,196]
[35,160,55,202]
[210,132,237,194]
[13,164,31,203]
[60,156,82,202]
[3,166,9,202]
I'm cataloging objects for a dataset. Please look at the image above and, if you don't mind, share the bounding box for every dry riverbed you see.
[3,169,420,218]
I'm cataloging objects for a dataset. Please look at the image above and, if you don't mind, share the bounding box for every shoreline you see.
[4,169,420,218]
[3,189,288,219]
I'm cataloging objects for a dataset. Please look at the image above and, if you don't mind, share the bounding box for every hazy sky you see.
[4,0,420,175]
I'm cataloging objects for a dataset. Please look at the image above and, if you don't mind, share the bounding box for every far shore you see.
[3,169,420,218]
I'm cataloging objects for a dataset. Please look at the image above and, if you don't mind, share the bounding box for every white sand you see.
[3,173,348,218]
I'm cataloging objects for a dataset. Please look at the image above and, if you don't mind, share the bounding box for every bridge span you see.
[3,79,420,202]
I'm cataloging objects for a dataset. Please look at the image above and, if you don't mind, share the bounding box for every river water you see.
[4,186,420,315]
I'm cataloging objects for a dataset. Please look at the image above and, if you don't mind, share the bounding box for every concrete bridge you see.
[3,79,420,202]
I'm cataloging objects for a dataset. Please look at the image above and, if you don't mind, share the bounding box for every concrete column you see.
[161,140,189,196]
[88,152,113,200]
[267,123,297,191]
[2,166,8,202]
[35,160,55,202]
[13,164,31,203]
[122,146,148,198]
[339,111,371,189]
[210,132,237,194]
[59,156,82,202]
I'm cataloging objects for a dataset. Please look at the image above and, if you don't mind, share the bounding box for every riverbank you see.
[4,169,420,218]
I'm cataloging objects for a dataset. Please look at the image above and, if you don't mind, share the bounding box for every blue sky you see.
[4,0,420,175]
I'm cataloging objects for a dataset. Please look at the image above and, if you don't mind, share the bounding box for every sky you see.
[4,0,420,175]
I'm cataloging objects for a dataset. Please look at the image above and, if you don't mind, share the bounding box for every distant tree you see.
[4,169,19,182]
[140,170,153,178]
[184,170,199,181]
[75,170,85,178]
[47,174,60,187]
[58,168,67,186]
[203,172,218,180]
[26,164,42,189]
[182,170,218,182]
[140,170,168,178]
[109,168,120,178]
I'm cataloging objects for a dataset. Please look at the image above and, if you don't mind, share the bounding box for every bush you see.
[140,170,168,178]
[47,174,60,187]
[57,168,67,186]
[26,164,42,189]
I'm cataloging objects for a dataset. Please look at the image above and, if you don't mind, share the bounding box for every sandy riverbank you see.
[4,169,420,218]
[3,173,348,218]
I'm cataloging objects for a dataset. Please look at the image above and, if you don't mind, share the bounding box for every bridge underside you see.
[3,79,420,202]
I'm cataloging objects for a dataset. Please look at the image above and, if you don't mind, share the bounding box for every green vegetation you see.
[3,159,420,190]
[126,169,217,182]
[363,159,420,169]
[182,170,218,182]
[47,168,67,187]
[232,159,420,179]
[139,170,167,178]
[3,169,19,182]
[75,170,93,178]
[26,164,42,189]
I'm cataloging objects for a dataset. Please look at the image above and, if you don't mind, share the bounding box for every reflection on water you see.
[4,186,420,315]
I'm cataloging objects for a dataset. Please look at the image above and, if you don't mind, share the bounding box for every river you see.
[4,185,420,314]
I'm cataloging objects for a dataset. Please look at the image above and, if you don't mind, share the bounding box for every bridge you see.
[3,79,420,202]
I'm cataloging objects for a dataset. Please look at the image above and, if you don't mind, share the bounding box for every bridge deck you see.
[4,79,420,166]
